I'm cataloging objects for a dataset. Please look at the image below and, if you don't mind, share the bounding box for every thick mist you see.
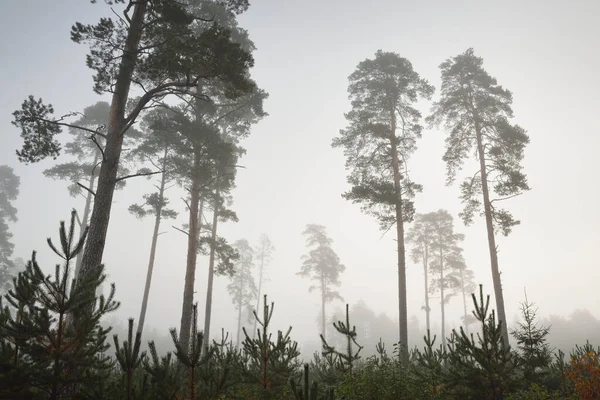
[1,0,599,365]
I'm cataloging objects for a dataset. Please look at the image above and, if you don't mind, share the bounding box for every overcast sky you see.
[1,0,599,349]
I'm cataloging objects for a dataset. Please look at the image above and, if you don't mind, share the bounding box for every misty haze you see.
[0,0,599,399]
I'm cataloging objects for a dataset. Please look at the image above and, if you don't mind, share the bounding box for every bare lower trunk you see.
[236,284,243,347]
[252,250,265,339]
[389,109,408,363]
[423,243,430,333]
[439,247,446,348]
[137,147,168,335]
[179,151,202,351]
[202,188,219,354]
[74,155,98,279]
[78,1,147,282]
[461,269,469,335]
[321,273,326,341]
[475,119,509,346]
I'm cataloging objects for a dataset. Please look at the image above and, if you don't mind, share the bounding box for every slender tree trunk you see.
[78,1,148,281]
[137,146,168,335]
[236,282,243,346]
[202,187,220,354]
[439,246,446,348]
[423,243,430,333]
[179,150,202,351]
[252,247,266,339]
[74,154,98,280]
[460,268,469,335]
[321,272,326,341]
[389,108,408,362]
[474,118,509,346]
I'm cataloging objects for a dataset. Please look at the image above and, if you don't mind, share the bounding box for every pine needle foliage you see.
[113,318,147,399]
[444,285,516,399]
[320,304,363,375]
[510,293,553,385]
[242,294,301,396]
[0,210,119,398]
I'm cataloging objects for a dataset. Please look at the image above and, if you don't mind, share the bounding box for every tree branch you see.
[73,208,83,228]
[173,226,189,236]
[76,182,96,197]
[90,134,106,161]
[490,193,522,203]
[123,77,205,133]
[115,169,165,183]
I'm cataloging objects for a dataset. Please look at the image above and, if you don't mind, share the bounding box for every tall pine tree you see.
[427,48,530,344]
[332,51,434,360]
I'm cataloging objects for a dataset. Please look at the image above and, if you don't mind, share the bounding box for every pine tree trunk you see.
[474,118,509,346]
[137,146,168,335]
[252,247,265,339]
[78,1,147,281]
[389,108,408,362]
[423,243,430,333]
[321,272,326,341]
[179,150,202,351]
[460,268,469,335]
[74,154,98,280]
[236,282,243,347]
[439,246,446,348]
[202,187,219,354]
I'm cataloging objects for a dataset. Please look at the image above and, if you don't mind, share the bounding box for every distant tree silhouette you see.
[0,165,20,294]
[298,224,345,341]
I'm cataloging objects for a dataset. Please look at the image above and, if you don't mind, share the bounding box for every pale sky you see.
[1,0,599,349]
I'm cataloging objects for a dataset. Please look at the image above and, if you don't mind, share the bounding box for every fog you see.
[1,0,599,359]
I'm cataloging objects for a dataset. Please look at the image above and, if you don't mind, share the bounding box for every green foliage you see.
[511,294,553,386]
[334,356,417,400]
[444,285,517,399]
[242,295,301,397]
[332,50,434,229]
[289,363,334,400]
[12,96,63,163]
[320,304,363,375]
[413,331,447,399]
[0,211,119,398]
[427,48,530,236]
[113,318,147,399]
[170,303,210,399]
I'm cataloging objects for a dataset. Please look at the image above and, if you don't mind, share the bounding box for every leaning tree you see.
[12,0,255,296]
[427,48,530,344]
[332,50,434,360]
[126,107,180,335]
